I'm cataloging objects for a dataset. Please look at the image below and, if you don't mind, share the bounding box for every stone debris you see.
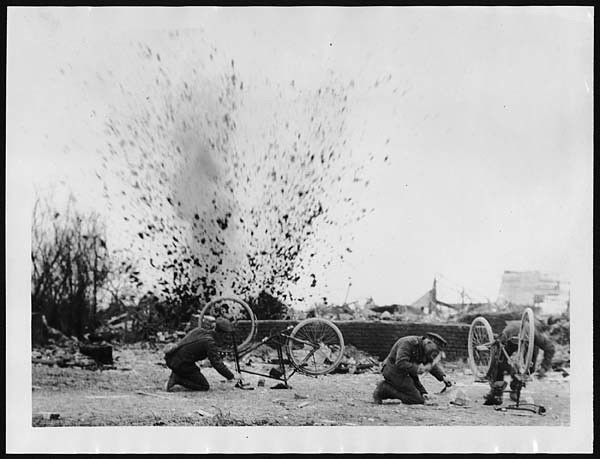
[32,344,101,370]
[380,311,392,320]
[546,315,570,345]
[32,337,123,370]
[449,389,470,407]
[332,344,380,374]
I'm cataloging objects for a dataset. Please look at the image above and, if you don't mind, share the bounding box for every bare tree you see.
[31,194,111,337]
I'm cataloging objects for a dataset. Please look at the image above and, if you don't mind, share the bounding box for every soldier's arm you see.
[206,342,235,380]
[429,363,446,382]
[413,376,427,394]
[394,341,420,376]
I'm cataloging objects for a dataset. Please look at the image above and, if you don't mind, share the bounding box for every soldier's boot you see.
[483,381,507,405]
[373,381,386,404]
[373,381,398,404]
[165,372,178,392]
[509,376,524,402]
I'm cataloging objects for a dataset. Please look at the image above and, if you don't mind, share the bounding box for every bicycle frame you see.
[475,337,521,374]
[229,324,321,388]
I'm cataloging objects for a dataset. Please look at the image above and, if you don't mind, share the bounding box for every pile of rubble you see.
[332,344,381,374]
[552,344,570,369]
[153,330,187,344]
[546,315,570,345]
[237,345,284,368]
[32,318,118,370]
[545,314,570,368]
[32,342,111,370]
[306,300,430,322]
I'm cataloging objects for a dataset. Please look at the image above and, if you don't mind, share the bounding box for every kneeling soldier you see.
[164,318,236,392]
[483,318,556,405]
[373,332,453,405]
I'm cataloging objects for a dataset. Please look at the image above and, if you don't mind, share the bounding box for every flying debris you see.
[93,30,394,305]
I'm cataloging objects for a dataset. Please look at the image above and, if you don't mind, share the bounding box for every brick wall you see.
[455,311,523,334]
[228,320,470,362]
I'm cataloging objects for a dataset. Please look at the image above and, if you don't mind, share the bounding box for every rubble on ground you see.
[546,315,570,345]
[552,343,570,369]
[332,344,381,374]
[237,345,282,367]
[32,328,120,370]
[153,330,187,344]
[32,343,104,370]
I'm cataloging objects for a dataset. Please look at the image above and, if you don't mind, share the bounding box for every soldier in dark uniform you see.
[483,319,556,405]
[373,332,453,405]
[164,318,237,392]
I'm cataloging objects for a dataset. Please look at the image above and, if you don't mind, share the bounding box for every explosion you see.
[95,30,391,307]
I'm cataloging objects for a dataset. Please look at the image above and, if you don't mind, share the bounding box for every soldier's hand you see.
[443,376,453,388]
[418,363,432,374]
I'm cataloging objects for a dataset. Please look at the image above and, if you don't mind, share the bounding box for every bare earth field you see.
[32,344,570,427]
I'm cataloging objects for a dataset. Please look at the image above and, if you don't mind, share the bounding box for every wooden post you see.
[431,277,437,316]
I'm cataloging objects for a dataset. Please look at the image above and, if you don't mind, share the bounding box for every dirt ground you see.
[32,343,570,427]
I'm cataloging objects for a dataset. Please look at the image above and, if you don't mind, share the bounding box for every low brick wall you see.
[335,321,470,361]
[229,320,470,362]
[455,311,523,334]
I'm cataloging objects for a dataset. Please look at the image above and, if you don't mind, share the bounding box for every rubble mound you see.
[332,344,381,374]
[32,324,118,370]
[32,343,103,370]
[546,315,570,345]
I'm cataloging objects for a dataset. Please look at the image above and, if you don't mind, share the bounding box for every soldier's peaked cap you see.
[425,332,448,348]
[215,318,234,333]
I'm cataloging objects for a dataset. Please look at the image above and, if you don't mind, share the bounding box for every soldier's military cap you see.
[425,332,448,349]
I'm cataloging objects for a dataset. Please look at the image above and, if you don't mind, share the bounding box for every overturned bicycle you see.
[467,307,547,415]
[198,296,346,389]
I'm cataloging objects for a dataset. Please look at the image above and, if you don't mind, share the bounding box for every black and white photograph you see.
[6,6,593,453]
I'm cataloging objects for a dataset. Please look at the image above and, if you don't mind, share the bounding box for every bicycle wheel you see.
[516,307,535,376]
[467,316,494,379]
[198,296,256,352]
[286,318,345,376]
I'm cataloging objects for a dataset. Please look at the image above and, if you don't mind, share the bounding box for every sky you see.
[7,6,594,307]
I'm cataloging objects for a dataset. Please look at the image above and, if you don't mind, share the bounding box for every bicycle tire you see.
[286,318,345,376]
[467,316,494,379]
[516,307,535,376]
[198,296,257,352]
